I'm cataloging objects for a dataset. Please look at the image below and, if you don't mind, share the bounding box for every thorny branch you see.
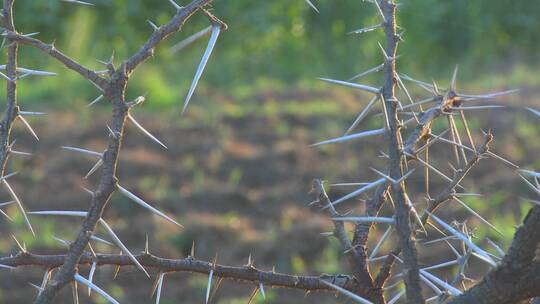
[1,252,357,292]
[1,0,539,304]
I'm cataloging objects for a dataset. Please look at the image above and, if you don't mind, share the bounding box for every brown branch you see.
[122,0,222,75]
[378,1,424,303]
[3,31,108,89]
[1,252,357,293]
[29,1,222,302]
[0,0,18,176]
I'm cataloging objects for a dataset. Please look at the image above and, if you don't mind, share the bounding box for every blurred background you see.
[0,0,539,303]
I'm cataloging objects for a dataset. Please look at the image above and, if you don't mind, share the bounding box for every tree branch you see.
[3,31,108,89]
[122,0,224,75]
[1,252,358,293]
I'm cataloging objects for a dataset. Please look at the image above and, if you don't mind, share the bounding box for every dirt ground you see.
[0,88,539,303]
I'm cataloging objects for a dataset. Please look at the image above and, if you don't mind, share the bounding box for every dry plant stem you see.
[1,252,357,292]
[25,0,217,303]
[379,1,423,303]
[0,0,17,177]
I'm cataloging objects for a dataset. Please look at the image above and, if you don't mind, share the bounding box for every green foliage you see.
[6,0,539,109]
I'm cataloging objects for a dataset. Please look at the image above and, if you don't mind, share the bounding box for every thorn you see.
[145,234,150,254]
[61,146,102,157]
[450,65,458,92]
[99,218,150,277]
[347,63,384,81]
[171,26,212,53]
[190,241,195,258]
[167,0,182,10]
[117,184,183,227]
[317,77,380,94]
[183,25,221,114]
[84,158,103,179]
[369,226,393,259]
[426,212,497,267]
[147,20,159,31]
[72,281,79,304]
[527,107,540,118]
[205,269,214,304]
[371,0,386,23]
[259,282,266,300]
[61,0,95,6]
[247,253,253,267]
[127,114,168,149]
[311,128,385,146]
[303,0,319,12]
[331,216,395,225]
[322,178,386,210]
[320,280,374,304]
[74,274,120,304]
[87,261,97,296]
[90,235,113,246]
[453,197,503,236]
[4,180,34,236]
[344,95,378,135]
[87,95,104,107]
[11,234,26,253]
[18,111,46,116]
[106,125,118,139]
[348,23,382,35]
[154,272,165,304]
[28,210,87,217]
[17,115,39,141]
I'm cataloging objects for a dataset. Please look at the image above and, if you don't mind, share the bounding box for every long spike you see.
[171,26,212,53]
[88,261,97,296]
[155,272,165,304]
[62,0,94,6]
[183,25,221,114]
[318,77,379,94]
[450,65,458,92]
[17,115,39,141]
[4,180,34,236]
[117,184,182,227]
[331,216,395,224]
[453,197,502,235]
[61,146,102,157]
[312,128,385,146]
[127,114,168,149]
[205,269,214,304]
[72,281,79,304]
[74,274,120,304]
[369,226,393,259]
[348,24,382,35]
[87,95,104,107]
[320,280,374,304]
[323,178,386,209]
[85,159,103,178]
[345,95,378,135]
[527,107,540,118]
[98,218,150,277]
[426,212,496,267]
[304,0,319,13]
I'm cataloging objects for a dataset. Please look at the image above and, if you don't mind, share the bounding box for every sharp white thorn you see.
[117,184,183,228]
[17,115,39,141]
[183,25,221,114]
[99,218,150,277]
[171,26,212,53]
[61,0,94,6]
[4,180,34,236]
[74,274,120,304]
[304,0,319,13]
[127,114,168,149]
[318,77,380,94]
[312,128,385,146]
[320,280,374,304]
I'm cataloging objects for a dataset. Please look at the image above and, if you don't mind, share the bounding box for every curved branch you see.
[1,252,357,292]
[123,0,224,75]
[3,31,107,89]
